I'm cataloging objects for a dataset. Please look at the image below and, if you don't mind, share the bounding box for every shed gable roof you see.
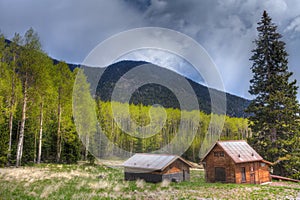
[123,153,192,171]
[202,140,263,163]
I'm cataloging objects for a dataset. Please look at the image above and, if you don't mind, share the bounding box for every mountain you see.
[3,38,250,117]
[80,60,250,117]
[52,58,80,71]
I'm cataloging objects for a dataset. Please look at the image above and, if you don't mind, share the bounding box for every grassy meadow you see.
[0,162,299,200]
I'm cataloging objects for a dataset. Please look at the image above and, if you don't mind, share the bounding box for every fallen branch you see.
[270,175,300,183]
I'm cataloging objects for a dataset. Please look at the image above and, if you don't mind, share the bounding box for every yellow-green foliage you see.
[96,100,249,161]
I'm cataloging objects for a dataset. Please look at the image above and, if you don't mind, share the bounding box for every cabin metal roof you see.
[123,153,192,171]
[202,140,263,163]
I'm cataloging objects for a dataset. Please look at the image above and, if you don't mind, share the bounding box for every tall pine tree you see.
[247,10,300,177]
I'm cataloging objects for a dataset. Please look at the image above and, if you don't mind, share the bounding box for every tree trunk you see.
[56,102,62,163]
[85,135,89,161]
[37,101,43,164]
[16,79,27,167]
[7,60,16,165]
[19,138,24,166]
[34,131,37,163]
[7,111,14,164]
[271,128,277,142]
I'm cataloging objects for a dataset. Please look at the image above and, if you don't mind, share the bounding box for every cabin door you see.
[250,163,255,184]
[215,167,226,182]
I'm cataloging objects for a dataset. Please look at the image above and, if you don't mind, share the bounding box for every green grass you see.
[0,163,299,199]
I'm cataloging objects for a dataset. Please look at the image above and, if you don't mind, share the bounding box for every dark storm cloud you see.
[128,0,300,98]
[0,0,144,63]
[0,0,300,99]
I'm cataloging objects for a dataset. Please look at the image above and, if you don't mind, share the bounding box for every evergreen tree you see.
[247,11,300,177]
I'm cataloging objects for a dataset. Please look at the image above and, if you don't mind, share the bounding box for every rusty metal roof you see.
[123,153,192,171]
[202,140,263,163]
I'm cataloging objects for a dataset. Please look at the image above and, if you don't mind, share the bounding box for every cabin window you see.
[241,167,246,182]
[214,151,224,157]
[260,162,266,167]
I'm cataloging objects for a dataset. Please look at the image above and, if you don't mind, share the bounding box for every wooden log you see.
[270,174,300,183]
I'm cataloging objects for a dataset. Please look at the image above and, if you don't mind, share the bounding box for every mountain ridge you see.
[79,60,250,117]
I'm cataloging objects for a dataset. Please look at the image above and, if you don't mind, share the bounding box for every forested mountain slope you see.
[79,60,250,117]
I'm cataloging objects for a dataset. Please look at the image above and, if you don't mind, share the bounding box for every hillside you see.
[80,60,250,117]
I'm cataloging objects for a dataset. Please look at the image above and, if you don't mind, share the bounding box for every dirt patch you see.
[95,159,125,168]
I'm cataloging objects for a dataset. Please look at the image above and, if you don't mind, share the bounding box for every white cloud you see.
[263,0,288,20]
[116,49,204,84]
[134,0,300,98]
[285,16,300,33]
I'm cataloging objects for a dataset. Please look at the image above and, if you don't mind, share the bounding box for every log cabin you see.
[201,140,271,184]
[123,153,193,183]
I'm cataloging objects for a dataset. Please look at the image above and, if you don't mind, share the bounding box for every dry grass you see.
[0,166,92,182]
[0,164,299,199]
[40,182,62,198]
[160,179,170,188]
[136,179,145,189]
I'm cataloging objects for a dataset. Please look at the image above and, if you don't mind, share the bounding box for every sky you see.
[1,0,300,99]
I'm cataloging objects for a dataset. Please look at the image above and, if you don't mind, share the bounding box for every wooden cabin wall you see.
[235,162,271,184]
[258,162,271,183]
[203,145,236,183]
[162,159,190,175]
[124,159,191,182]
[235,163,255,184]
[203,144,271,184]
[124,172,163,182]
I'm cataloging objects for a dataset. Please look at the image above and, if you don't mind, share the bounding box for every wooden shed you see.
[201,140,271,184]
[123,153,193,183]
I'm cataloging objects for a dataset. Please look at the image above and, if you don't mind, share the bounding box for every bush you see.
[0,156,7,167]
[87,152,95,165]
